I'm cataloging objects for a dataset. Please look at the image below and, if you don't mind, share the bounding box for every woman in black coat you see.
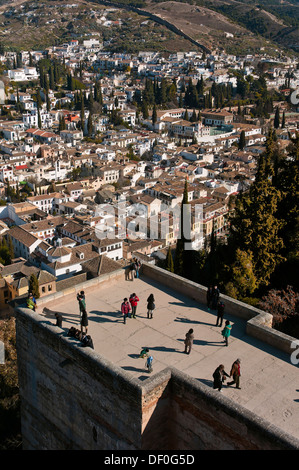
[147,294,155,319]
[213,364,229,392]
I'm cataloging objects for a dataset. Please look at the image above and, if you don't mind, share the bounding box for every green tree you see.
[165,246,174,273]
[87,112,93,137]
[281,111,285,129]
[0,237,11,265]
[238,130,246,150]
[224,249,258,301]
[141,100,149,119]
[274,106,280,129]
[7,235,14,261]
[80,93,85,132]
[152,104,157,125]
[228,137,284,288]
[28,273,40,299]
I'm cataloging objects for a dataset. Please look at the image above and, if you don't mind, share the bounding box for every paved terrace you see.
[38,274,299,441]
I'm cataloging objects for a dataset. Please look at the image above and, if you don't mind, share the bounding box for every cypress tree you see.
[274,106,280,129]
[29,273,40,299]
[49,65,55,90]
[238,130,246,150]
[281,111,285,129]
[87,112,93,137]
[141,100,149,119]
[7,234,14,260]
[228,136,284,288]
[80,93,85,132]
[165,246,174,273]
[152,104,157,125]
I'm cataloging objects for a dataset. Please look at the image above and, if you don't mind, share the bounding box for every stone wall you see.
[16,307,143,450]
[15,306,299,450]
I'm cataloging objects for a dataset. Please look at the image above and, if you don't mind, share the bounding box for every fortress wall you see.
[16,307,144,450]
[168,370,298,450]
[142,263,296,355]
[15,306,299,450]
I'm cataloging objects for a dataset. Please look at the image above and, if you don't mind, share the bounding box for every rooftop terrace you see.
[38,269,299,442]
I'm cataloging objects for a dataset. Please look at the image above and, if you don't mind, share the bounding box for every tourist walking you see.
[216,301,225,327]
[147,293,155,319]
[221,320,232,346]
[184,328,194,354]
[213,364,230,392]
[121,297,131,324]
[227,359,241,389]
[129,293,139,318]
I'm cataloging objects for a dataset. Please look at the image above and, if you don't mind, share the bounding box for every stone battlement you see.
[15,263,299,450]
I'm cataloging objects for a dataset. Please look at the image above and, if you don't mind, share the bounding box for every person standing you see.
[221,320,232,346]
[129,293,139,318]
[134,258,140,278]
[129,263,135,281]
[147,293,155,319]
[227,359,241,389]
[184,328,194,354]
[146,354,153,373]
[77,291,86,322]
[27,293,36,311]
[80,307,88,335]
[213,364,230,392]
[211,285,220,309]
[121,297,131,324]
[216,301,225,327]
[207,285,213,310]
[55,312,63,328]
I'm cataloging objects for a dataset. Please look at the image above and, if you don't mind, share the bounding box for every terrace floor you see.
[38,274,299,442]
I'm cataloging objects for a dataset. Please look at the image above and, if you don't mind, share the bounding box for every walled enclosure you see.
[15,263,299,450]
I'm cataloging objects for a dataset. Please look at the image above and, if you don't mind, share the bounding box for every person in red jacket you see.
[129,293,139,318]
[121,298,131,324]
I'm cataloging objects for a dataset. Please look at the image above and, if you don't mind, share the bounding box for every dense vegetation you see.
[0,318,21,450]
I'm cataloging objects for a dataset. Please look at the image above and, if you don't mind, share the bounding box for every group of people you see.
[121,293,155,323]
[126,258,142,281]
[71,282,241,387]
[213,359,241,392]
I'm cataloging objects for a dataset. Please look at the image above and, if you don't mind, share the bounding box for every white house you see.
[8,66,39,82]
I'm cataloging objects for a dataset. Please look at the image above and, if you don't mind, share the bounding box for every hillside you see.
[0,0,297,56]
